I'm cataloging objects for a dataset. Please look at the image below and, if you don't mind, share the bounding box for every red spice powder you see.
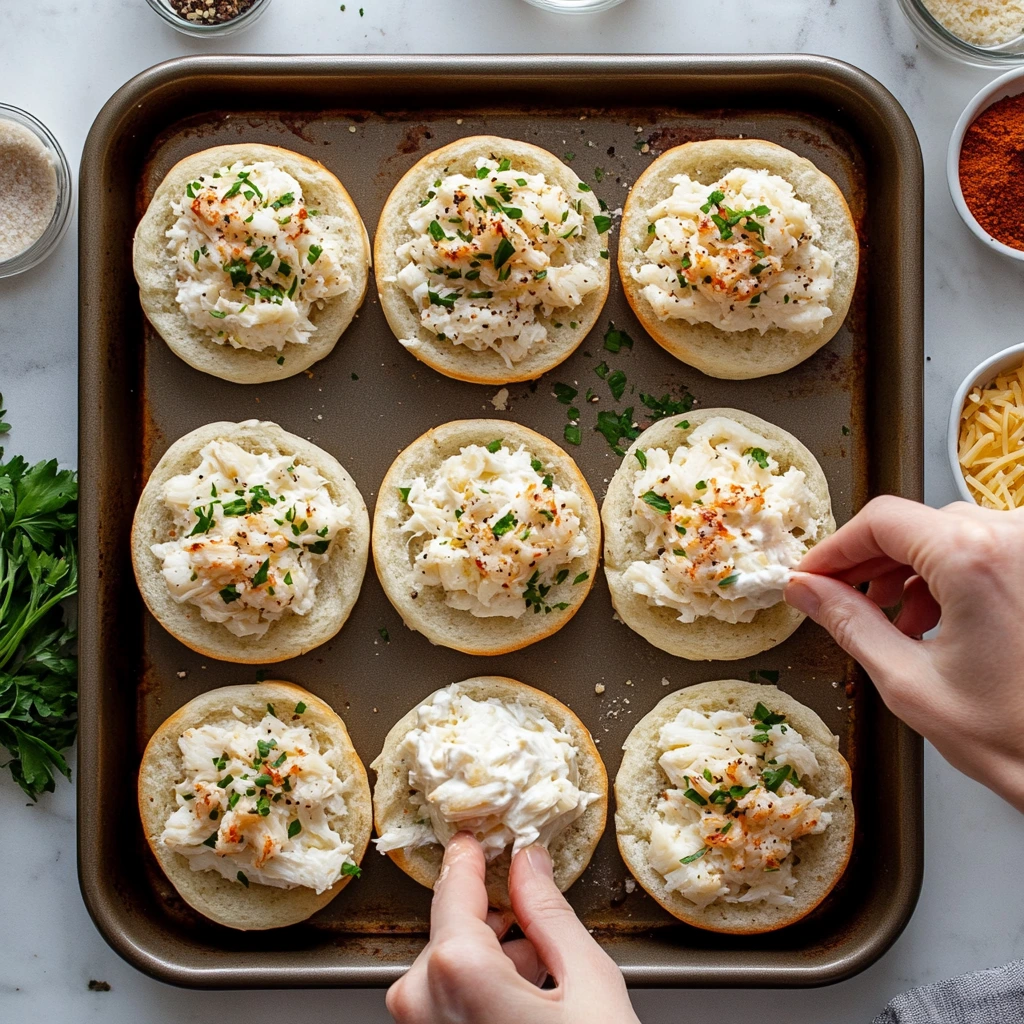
[959,93,1024,251]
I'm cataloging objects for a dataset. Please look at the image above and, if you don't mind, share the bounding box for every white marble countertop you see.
[2,1,1023,1021]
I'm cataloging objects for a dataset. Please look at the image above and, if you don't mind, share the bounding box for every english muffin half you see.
[619,139,858,379]
[373,419,600,655]
[132,419,369,663]
[371,676,608,908]
[139,681,372,931]
[615,680,854,934]
[134,142,370,383]
[374,135,611,384]
[602,407,834,661]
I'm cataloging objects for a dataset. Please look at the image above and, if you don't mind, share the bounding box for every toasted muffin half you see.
[601,407,834,661]
[372,418,600,655]
[374,135,611,384]
[132,419,369,664]
[615,679,854,934]
[371,676,608,908]
[138,681,372,931]
[619,139,858,379]
[134,142,370,383]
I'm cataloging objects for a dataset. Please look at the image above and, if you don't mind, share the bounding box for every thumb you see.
[508,845,603,980]
[785,571,926,684]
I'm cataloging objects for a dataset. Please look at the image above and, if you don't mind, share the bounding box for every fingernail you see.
[521,844,553,879]
[785,574,820,617]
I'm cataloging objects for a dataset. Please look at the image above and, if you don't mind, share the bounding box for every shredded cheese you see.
[958,359,1024,509]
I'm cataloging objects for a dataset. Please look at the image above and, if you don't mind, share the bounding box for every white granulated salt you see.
[0,119,58,262]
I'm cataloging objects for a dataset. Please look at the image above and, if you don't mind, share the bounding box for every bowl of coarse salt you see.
[0,104,73,279]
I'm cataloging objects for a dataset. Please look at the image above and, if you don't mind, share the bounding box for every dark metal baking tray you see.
[78,54,924,989]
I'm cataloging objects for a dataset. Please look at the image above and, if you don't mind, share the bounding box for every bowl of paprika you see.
[948,68,1024,261]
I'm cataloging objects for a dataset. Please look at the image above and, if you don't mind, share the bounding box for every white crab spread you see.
[151,435,351,638]
[166,160,351,352]
[631,167,835,334]
[392,157,608,367]
[374,684,600,861]
[400,441,589,618]
[161,705,359,892]
[622,418,824,624]
[647,704,839,907]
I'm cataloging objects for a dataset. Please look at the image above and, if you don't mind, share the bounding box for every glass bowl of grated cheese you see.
[0,105,74,279]
[898,0,1024,65]
[949,343,1024,509]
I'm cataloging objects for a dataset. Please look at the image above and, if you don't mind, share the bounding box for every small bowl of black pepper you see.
[145,0,273,37]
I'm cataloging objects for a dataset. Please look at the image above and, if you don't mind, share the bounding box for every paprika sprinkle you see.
[959,93,1024,252]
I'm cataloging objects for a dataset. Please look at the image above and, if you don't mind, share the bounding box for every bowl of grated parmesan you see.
[949,343,1024,509]
[0,105,73,279]
[898,0,1024,64]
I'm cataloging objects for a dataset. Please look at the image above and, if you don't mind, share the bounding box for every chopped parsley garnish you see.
[745,447,770,469]
[427,220,447,242]
[680,846,709,864]
[256,738,276,759]
[216,774,234,789]
[595,408,640,455]
[553,382,578,404]
[634,449,647,469]
[641,491,671,514]
[564,424,581,445]
[762,764,792,794]
[188,504,216,537]
[493,237,516,269]
[307,244,323,264]
[753,702,786,727]
[209,309,228,319]
[253,773,272,788]
[607,369,627,401]
[378,627,390,642]
[251,246,275,271]
[555,569,569,585]
[491,511,517,537]
[718,573,741,587]
[251,559,270,587]
[399,486,411,503]
[428,290,457,310]
[341,862,362,878]
[695,480,707,491]
[573,572,589,585]
[283,572,293,585]
[595,361,610,379]
[294,701,306,714]
[288,820,302,839]
[236,870,249,887]
[640,390,694,420]
[603,324,634,353]
[219,585,241,603]
[486,438,503,453]
[594,214,612,234]
[683,788,708,806]
[256,796,271,817]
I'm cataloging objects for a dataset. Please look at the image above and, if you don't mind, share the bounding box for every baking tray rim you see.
[77,51,925,990]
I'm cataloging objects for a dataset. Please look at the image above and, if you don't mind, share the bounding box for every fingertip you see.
[784,572,821,618]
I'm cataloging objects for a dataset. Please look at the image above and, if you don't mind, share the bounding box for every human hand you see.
[785,496,1024,810]
[386,832,641,1024]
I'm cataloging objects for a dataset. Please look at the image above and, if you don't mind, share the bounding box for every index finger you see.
[798,495,957,580]
[430,831,492,941]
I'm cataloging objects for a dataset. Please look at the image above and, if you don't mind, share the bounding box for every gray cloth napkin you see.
[874,960,1024,1023]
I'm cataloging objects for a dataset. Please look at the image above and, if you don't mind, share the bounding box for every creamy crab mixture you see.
[151,437,351,637]
[374,684,599,861]
[392,157,609,367]
[631,167,835,334]
[166,160,351,352]
[647,704,837,907]
[161,705,359,892]
[622,418,824,624]
[399,441,589,618]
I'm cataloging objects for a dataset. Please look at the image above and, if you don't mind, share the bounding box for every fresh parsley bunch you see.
[0,398,78,800]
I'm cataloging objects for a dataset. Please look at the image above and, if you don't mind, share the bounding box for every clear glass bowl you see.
[144,0,274,37]
[0,104,74,279]
[896,0,1024,66]
[522,0,626,12]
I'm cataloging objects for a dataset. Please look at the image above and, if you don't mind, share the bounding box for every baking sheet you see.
[78,54,924,988]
